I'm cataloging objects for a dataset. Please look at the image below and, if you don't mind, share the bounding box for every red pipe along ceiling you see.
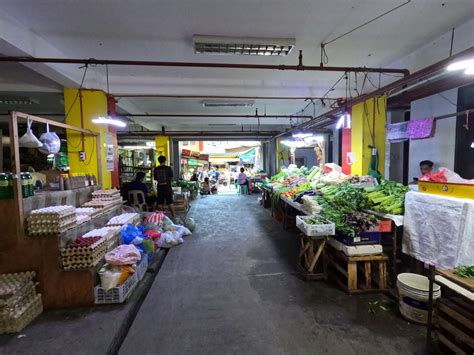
[0,53,409,75]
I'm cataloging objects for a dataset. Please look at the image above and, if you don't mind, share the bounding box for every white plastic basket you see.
[296,215,335,236]
[136,257,149,281]
[94,257,148,304]
[94,272,138,304]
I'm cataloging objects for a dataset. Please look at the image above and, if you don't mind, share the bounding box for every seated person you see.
[125,172,156,206]
[190,173,199,182]
[200,177,211,195]
[237,168,249,193]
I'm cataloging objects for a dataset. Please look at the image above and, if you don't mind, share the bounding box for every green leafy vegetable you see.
[454,265,474,278]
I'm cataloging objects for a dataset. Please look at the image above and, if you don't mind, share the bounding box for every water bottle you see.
[0,173,8,200]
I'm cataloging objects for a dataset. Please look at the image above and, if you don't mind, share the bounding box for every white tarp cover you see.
[403,191,474,269]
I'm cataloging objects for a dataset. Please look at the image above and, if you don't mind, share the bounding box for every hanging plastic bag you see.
[19,119,43,148]
[38,123,61,154]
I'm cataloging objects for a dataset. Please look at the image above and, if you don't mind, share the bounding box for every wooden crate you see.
[437,297,474,354]
[297,234,326,281]
[324,244,388,294]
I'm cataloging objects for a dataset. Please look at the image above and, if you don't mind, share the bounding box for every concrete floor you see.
[119,194,426,355]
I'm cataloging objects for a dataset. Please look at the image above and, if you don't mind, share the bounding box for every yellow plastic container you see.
[418,181,474,200]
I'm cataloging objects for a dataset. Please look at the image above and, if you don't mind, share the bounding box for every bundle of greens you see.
[315,196,375,237]
[454,265,474,278]
[364,180,409,215]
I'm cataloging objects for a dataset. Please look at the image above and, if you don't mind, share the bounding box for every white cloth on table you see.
[402,191,474,269]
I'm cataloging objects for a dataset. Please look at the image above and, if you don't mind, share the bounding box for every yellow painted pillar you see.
[64,89,112,188]
[351,95,387,176]
[276,138,281,171]
[155,136,170,164]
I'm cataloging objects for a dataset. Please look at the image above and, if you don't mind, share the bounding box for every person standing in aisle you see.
[154,155,176,218]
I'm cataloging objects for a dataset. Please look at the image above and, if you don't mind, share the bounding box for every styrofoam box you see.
[296,215,335,236]
[327,238,383,257]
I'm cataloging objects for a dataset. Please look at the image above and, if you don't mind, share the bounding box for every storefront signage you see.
[105,133,115,172]
[199,154,209,161]
[181,149,200,159]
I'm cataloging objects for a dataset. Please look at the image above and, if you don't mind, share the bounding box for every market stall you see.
[262,163,407,292]
[402,184,474,353]
[0,112,195,334]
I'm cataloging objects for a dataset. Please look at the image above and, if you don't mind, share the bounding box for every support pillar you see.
[64,89,112,188]
[351,96,387,176]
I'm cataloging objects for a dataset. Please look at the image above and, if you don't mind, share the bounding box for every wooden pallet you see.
[324,244,388,294]
[297,234,326,281]
[437,297,474,354]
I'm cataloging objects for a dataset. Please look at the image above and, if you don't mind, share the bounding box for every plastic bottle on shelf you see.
[20,173,29,198]
[59,174,65,191]
[27,172,34,197]
[7,173,13,199]
[0,173,8,200]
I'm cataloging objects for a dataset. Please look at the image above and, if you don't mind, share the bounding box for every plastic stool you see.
[239,184,249,195]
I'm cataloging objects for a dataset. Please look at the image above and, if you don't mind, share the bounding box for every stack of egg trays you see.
[60,237,107,270]
[27,206,77,236]
[0,272,43,334]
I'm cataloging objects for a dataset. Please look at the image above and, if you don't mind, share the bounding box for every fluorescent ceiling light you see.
[464,67,474,75]
[336,114,351,129]
[146,141,156,147]
[122,145,150,150]
[292,132,313,138]
[281,140,307,148]
[193,35,295,56]
[92,116,127,127]
[447,58,474,71]
[303,136,325,145]
[471,142,474,148]
[202,100,254,107]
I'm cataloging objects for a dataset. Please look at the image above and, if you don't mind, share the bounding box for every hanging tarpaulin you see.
[239,147,256,164]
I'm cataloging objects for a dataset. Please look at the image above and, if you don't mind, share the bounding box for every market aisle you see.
[119,195,424,355]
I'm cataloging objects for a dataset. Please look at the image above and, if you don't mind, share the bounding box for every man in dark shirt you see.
[125,172,156,208]
[153,155,176,218]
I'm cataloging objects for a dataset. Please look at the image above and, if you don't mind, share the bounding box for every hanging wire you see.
[323,1,411,46]
[106,64,110,94]
[65,65,89,149]
[437,93,457,107]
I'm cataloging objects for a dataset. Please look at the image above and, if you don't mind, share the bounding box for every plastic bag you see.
[439,167,474,185]
[184,217,196,232]
[420,170,447,183]
[164,224,191,238]
[143,212,166,226]
[38,123,61,154]
[99,265,122,291]
[19,119,43,148]
[105,244,141,265]
[157,231,183,248]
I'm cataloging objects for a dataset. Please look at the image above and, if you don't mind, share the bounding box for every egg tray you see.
[106,215,140,227]
[76,215,92,225]
[27,217,77,228]
[61,251,107,270]
[0,285,37,315]
[28,211,76,221]
[0,272,36,298]
[106,235,121,252]
[28,220,77,236]
[60,237,106,257]
[0,294,42,334]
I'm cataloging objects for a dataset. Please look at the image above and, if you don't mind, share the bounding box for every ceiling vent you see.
[202,100,254,108]
[193,35,295,56]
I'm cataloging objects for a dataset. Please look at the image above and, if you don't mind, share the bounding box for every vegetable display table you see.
[297,234,327,280]
[324,243,388,294]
